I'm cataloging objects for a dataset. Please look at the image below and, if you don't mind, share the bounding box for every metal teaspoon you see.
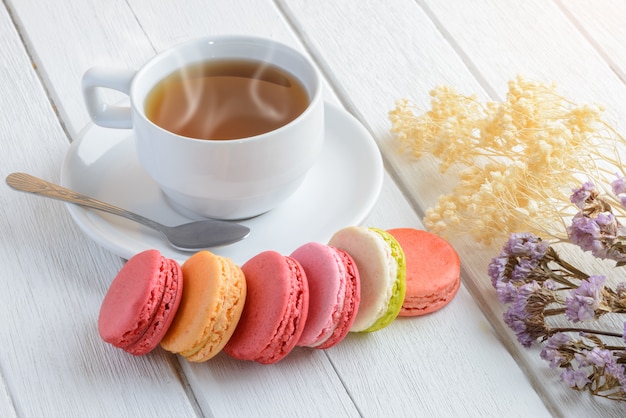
[6,172,250,250]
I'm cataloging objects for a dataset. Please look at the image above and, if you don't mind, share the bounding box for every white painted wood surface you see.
[2,0,626,416]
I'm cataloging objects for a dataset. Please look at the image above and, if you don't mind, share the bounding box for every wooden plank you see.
[0,371,16,418]
[558,0,626,85]
[0,3,198,417]
[5,0,155,139]
[279,0,626,416]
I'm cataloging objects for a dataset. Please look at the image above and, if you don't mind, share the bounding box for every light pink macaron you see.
[291,242,360,348]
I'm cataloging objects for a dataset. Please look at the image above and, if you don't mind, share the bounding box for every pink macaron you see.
[291,242,360,348]
[98,249,183,355]
[224,251,309,364]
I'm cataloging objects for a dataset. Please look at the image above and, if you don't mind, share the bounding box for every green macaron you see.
[328,226,406,332]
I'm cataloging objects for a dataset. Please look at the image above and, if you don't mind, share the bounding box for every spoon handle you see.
[6,172,162,229]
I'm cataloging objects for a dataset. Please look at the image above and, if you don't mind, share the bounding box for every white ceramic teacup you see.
[82,36,324,220]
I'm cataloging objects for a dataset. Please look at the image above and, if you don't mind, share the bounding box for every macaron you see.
[98,249,183,355]
[224,251,309,364]
[160,250,246,362]
[388,228,460,316]
[290,242,360,348]
[328,226,406,332]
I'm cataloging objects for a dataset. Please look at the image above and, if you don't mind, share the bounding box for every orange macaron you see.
[160,250,247,362]
[387,228,460,316]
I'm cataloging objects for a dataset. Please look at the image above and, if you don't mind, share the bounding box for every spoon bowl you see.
[6,172,250,251]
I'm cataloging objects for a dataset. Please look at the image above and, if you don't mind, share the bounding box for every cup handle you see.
[82,67,136,128]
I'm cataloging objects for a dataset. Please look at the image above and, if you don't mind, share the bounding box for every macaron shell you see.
[328,226,404,332]
[98,249,182,355]
[388,228,461,316]
[290,242,360,348]
[160,251,246,362]
[224,251,309,364]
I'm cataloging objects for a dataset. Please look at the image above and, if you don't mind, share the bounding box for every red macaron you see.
[224,251,309,364]
[98,249,183,355]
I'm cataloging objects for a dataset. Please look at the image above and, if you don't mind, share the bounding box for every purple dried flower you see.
[488,255,507,287]
[503,308,536,348]
[561,368,590,389]
[489,232,549,289]
[567,181,626,265]
[568,213,603,252]
[502,281,550,347]
[576,347,614,368]
[567,211,626,263]
[606,363,626,392]
[495,280,517,304]
[503,232,549,260]
[540,333,572,368]
[606,362,626,393]
[612,175,626,196]
[565,275,605,322]
[571,182,595,209]
[543,279,557,291]
[577,348,626,394]
[511,257,538,281]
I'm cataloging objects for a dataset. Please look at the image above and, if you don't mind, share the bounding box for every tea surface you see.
[145,59,309,140]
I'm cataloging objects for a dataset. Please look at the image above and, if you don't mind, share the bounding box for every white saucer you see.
[60,102,383,265]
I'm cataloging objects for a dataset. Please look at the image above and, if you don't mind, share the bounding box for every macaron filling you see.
[401,276,460,314]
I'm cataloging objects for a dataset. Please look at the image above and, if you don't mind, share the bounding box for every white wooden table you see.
[2,1,626,416]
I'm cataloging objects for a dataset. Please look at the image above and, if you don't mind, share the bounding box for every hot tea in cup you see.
[82,36,324,220]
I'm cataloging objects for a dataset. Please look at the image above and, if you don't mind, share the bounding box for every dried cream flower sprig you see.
[389,76,626,245]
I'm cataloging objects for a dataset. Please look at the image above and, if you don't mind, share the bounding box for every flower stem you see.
[551,327,623,338]
[547,247,590,280]
[544,308,566,316]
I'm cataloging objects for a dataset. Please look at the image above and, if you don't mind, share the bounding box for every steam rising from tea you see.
[145,59,309,140]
